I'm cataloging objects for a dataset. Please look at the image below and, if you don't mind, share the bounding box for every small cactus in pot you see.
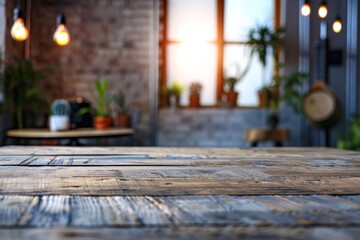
[49,99,71,131]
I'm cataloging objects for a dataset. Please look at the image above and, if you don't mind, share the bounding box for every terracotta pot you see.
[226,91,238,107]
[117,114,131,128]
[189,95,200,108]
[94,116,112,130]
[258,90,271,108]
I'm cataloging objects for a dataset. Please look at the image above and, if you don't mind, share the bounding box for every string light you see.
[53,13,70,46]
[11,4,28,41]
[301,0,311,16]
[332,17,342,33]
[318,1,328,19]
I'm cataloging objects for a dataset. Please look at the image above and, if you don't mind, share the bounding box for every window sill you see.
[159,105,267,110]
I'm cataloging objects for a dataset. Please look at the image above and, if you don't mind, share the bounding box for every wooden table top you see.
[6,128,134,138]
[0,146,359,239]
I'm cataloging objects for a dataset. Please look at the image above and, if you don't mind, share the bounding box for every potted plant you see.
[223,62,250,107]
[257,85,272,108]
[0,57,50,129]
[162,81,184,108]
[246,25,284,107]
[114,91,131,128]
[337,113,360,151]
[93,79,112,129]
[267,72,308,129]
[189,82,202,108]
[49,99,70,131]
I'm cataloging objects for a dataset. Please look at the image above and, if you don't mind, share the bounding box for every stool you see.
[244,128,289,147]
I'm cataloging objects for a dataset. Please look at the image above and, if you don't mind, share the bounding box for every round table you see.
[5,128,134,146]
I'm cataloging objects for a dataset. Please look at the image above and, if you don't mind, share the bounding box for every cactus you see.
[51,99,70,116]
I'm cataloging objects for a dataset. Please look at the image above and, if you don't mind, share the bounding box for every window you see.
[161,0,278,107]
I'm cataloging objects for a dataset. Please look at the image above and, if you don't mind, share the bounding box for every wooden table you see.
[244,128,289,147]
[0,146,359,239]
[5,128,134,146]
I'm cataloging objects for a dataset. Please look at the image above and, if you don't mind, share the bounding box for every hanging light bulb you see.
[332,17,342,33]
[10,4,29,42]
[301,0,311,16]
[318,1,328,18]
[53,13,70,46]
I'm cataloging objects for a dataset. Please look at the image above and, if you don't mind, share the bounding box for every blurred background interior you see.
[0,0,359,150]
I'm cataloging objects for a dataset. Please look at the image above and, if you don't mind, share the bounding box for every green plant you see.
[51,99,70,116]
[224,77,238,92]
[223,59,251,92]
[271,72,308,113]
[0,57,50,128]
[189,82,202,96]
[163,81,184,97]
[247,25,285,68]
[113,91,128,115]
[337,113,360,151]
[94,79,110,117]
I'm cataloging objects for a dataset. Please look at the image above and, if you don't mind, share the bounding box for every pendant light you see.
[332,17,342,33]
[53,13,70,46]
[11,4,29,42]
[332,1,342,33]
[301,0,311,16]
[318,1,328,18]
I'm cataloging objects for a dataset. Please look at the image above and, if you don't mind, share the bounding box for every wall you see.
[158,108,301,147]
[0,0,5,55]
[26,0,154,145]
[357,1,360,113]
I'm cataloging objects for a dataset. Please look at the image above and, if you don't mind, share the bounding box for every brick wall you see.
[158,108,302,147]
[28,0,154,145]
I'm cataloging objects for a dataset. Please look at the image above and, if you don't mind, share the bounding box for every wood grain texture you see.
[0,162,359,195]
[0,146,357,157]
[0,146,360,238]
[0,227,359,240]
[1,195,360,228]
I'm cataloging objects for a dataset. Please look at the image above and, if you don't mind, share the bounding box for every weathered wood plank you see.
[20,195,70,227]
[19,156,55,166]
[0,146,359,238]
[1,195,360,228]
[0,156,32,166]
[0,146,358,158]
[0,227,359,240]
[0,165,359,195]
[46,155,360,167]
[0,196,34,226]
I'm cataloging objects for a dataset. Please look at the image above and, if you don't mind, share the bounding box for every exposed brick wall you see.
[28,0,154,145]
[159,108,302,147]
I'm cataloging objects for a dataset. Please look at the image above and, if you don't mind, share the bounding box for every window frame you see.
[160,0,280,108]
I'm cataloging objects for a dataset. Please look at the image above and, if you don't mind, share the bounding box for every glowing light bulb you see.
[318,2,328,18]
[301,1,311,16]
[11,18,29,41]
[332,18,342,33]
[53,24,70,46]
